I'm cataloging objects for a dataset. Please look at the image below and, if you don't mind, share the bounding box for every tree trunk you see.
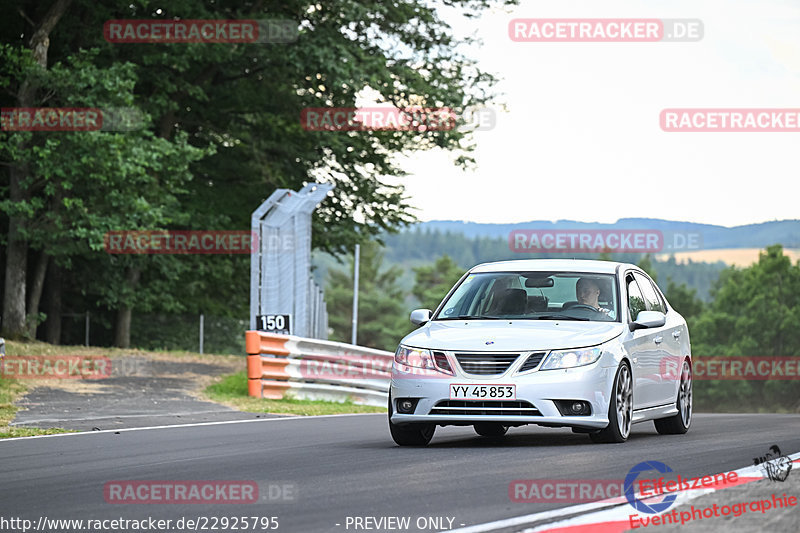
[26,252,49,338]
[45,265,62,344]
[113,267,141,348]
[114,306,133,348]
[2,216,27,339]
[2,0,73,340]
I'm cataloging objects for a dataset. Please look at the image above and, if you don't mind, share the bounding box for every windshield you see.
[435,271,619,322]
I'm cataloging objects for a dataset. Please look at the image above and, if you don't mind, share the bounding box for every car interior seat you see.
[497,288,527,315]
[527,294,548,313]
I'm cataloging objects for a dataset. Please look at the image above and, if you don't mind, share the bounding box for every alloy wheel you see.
[616,364,632,438]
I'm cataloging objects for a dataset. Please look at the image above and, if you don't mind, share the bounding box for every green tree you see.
[691,245,800,412]
[664,279,704,322]
[412,255,463,310]
[637,254,657,282]
[325,241,411,351]
[2,0,516,345]
[0,44,204,342]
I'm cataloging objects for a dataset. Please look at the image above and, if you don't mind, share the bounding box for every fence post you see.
[84,311,90,347]
[199,314,204,354]
[351,244,360,345]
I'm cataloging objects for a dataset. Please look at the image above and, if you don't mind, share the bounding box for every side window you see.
[626,275,647,321]
[633,272,665,313]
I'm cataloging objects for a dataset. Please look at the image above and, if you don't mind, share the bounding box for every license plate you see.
[450,384,516,400]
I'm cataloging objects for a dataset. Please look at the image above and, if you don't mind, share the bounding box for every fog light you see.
[396,398,419,414]
[554,399,591,416]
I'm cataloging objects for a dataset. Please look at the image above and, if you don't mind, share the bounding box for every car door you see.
[632,272,675,406]
[649,278,690,403]
[623,272,663,409]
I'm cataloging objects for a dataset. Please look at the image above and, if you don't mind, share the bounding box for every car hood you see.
[400,320,625,352]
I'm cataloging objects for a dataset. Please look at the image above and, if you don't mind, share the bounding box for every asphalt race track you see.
[1,413,799,533]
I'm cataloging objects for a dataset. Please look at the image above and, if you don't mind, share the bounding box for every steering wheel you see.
[569,304,601,312]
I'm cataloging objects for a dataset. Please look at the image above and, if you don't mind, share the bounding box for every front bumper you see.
[390,352,618,429]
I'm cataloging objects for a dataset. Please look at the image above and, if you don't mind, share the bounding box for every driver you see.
[576,277,611,316]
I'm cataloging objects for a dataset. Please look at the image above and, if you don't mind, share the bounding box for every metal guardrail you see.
[245,330,392,407]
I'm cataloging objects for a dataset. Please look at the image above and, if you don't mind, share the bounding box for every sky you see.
[390,0,800,227]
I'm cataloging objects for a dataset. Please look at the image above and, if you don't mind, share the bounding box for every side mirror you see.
[410,309,432,326]
[631,310,666,331]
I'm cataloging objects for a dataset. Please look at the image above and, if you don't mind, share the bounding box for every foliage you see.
[664,280,704,321]
[411,255,463,311]
[1,0,516,343]
[325,241,413,351]
[637,254,657,282]
[691,245,800,412]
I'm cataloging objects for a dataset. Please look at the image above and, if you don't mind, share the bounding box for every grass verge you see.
[0,377,72,438]
[205,371,387,416]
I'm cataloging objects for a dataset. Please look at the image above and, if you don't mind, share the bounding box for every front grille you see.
[454,352,520,375]
[430,400,541,416]
[518,351,547,372]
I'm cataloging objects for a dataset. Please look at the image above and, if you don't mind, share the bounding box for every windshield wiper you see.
[532,314,590,321]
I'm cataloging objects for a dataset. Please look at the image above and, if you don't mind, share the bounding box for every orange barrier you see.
[244,330,392,406]
[245,330,290,356]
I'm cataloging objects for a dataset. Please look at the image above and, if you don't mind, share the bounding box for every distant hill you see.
[413,218,800,249]
[313,219,799,304]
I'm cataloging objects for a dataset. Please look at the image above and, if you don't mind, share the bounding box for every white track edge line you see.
[0,412,384,442]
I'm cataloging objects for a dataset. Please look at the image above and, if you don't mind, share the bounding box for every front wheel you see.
[654,359,692,435]
[388,395,435,446]
[590,363,632,443]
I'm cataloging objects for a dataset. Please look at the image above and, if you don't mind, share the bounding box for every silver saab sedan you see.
[388,259,692,446]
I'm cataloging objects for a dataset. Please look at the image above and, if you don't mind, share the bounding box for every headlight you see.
[395,345,436,370]
[540,347,602,370]
[394,345,452,375]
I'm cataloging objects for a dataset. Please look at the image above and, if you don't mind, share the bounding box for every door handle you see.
[672,331,681,339]
[654,336,663,344]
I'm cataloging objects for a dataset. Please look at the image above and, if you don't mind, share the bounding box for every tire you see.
[654,359,692,435]
[388,395,435,446]
[590,362,633,443]
[474,423,508,437]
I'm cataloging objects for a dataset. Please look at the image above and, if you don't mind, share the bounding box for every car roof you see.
[469,259,634,275]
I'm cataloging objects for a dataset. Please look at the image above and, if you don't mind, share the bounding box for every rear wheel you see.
[590,363,632,443]
[654,360,692,435]
[388,395,435,446]
[474,423,508,437]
